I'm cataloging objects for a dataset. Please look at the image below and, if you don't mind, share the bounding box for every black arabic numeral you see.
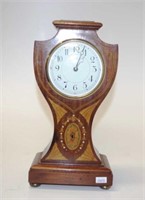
[84,49,87,56]
[90,56,95,63]
[57,75,62,81]
[93,66,97,72]
[73,84,78,90]
[90,75,93,82]
[83,82,87,89]
[55,65,60,70]
[73,46,80,53]
[63,81,67,89]
[57,56,63,62]
[65,49,69,55]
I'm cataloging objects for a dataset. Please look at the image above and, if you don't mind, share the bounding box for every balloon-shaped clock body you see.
[29,20,118,189]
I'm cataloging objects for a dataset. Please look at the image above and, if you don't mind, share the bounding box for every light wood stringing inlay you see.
[76,142,98,161]
[80,100,100,124]
[45,143,67,161]
[49,99,67,123]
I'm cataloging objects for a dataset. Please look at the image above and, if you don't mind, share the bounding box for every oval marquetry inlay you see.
[57,114,89,159]
[64,123,81,151]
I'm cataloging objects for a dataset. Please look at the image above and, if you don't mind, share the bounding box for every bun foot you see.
[100,185,111,190]
[30,183,41,187]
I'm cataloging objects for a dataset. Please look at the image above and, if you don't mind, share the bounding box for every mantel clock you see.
[28,20,118,189]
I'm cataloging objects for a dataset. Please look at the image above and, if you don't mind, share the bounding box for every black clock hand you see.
[74,46,86,72]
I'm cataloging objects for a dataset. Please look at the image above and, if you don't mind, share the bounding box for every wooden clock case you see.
[28,20,118,189]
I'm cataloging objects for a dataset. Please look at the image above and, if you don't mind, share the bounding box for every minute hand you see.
[73,46,86,72]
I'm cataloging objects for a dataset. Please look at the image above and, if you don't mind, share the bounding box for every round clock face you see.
[46,40,104,98]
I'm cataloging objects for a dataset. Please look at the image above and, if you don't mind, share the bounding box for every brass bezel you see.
[45,39,105,99]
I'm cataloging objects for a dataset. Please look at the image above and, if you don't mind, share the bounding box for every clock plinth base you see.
[29,152,113,188]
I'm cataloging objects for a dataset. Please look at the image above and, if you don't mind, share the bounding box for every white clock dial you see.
[46,40,104,97]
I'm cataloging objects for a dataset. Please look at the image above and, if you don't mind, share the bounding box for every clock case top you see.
[34,20,118,113]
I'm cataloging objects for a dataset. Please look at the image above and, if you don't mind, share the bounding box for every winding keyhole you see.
[70,132,75,140]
